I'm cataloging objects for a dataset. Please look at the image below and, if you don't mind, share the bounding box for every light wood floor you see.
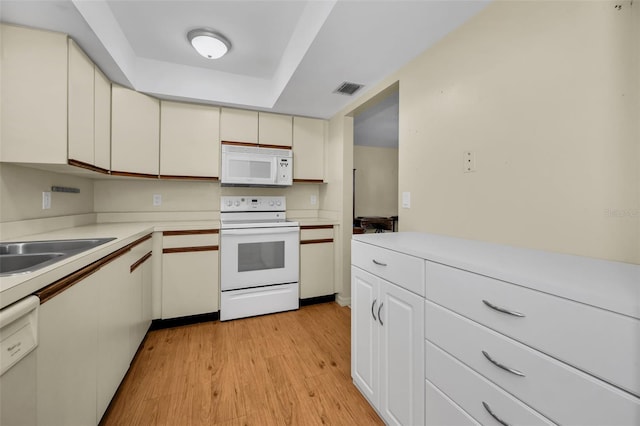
[100,303,384,426]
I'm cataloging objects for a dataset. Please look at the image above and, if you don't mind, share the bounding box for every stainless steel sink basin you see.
[0,253,66,275]
[0,237,116,276]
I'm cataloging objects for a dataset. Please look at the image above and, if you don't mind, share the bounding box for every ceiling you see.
[0,0,489,120]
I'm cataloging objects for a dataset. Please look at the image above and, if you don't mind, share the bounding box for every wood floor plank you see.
[101,303,383,426]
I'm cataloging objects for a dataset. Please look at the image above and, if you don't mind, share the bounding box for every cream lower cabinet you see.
[300,226,334,299]
[351,265,425,426]
[36,235,152,425]
[162,230,219,319]
[37,271,100,426]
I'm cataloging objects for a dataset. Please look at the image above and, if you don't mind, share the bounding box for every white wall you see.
[333,0,639,264]
[354,145,398,218]
[0,164,94,223]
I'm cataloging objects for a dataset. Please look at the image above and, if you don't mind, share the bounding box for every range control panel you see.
[220,196,286,212]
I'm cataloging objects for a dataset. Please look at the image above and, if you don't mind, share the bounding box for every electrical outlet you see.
[153,194,162,206]
[310,195,317,205]
[463,151,476,172]
[42,191,51,209]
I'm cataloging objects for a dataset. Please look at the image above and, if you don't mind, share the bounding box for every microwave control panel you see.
[277,158,291,184]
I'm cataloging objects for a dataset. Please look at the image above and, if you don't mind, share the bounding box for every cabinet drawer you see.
[352,240,424,297]
[426,300,640,425]
[301,227,333,241]
[426,379,479,426]
[162,232,219,249]
[425,261,640,396]
[426,340,553,425]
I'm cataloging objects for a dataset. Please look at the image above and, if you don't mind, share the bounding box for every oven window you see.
[237,241,285,272]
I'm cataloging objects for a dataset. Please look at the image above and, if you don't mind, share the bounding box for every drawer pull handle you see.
[371,299,377,321]
[378,302,384,326]
[482,401,511,426]
[482,300,525,318]
[482,351,525,377]
[372,259,387,266]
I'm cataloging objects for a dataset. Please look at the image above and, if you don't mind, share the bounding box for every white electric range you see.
[219,196,300,321]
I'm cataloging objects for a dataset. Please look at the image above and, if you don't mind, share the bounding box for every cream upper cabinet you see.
[68,38,111,171]
[68,39,95,166]
[160,101,220,178]
[94,67,111,171]
[220,108,258,143]
[111,85,160,176]
[258,112,293,147]
[293,117,326,181]
[1,24,68,164]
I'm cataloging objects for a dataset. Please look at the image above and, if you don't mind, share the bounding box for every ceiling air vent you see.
[333,81,364,96]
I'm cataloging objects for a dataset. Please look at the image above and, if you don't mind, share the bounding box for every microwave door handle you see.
[221,228,299,236]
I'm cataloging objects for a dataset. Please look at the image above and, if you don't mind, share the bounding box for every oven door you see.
[220,226,299,291]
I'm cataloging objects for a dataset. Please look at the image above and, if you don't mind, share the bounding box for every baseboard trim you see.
[335,294,351,307]
[300,294,336,306]
[150,312,219,330]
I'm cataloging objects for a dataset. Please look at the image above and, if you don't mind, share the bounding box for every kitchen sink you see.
[0,253,66,275]
[0,237,116,276]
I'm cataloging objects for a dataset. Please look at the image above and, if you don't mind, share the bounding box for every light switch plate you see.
[402,191,411,208]
[310,195,317,205]
[42,191,51,209]
[153,194,162,206]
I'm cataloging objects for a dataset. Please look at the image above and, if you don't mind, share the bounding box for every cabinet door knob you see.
[378,302,384,326]
[482,401,511,426]
[372,259,387,266]
[482,350,526,377]
[371,299,377,321]
[482,300,525,318]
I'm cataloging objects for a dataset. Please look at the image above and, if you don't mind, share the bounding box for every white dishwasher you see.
[0,295,39,426]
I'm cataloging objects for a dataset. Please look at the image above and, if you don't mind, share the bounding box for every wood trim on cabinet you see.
[68,159,110,175]
[162,245,219,254]
[293,179,324,184]
[110,170,160,179]
[162,229,219,236]
[159,175,219,181]
[35,233,153,304]
[300,238,334,245]
[300,225,334,230]
[130,251,152,273]
[221,140,292,150]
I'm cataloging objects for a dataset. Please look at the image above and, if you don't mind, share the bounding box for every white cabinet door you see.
[293,117,325,181]
[379,280,425,426]
[1,24,68,164]
[37,274,99,426]
[300,241,334,298]
[162,250,219,319]
[111,85,160,175]
[67,38,94,165]
[258,112,292,147]
[220,108,258,143]
[160,101,220,178]
[94,67,111,171]
[351,267,380,406]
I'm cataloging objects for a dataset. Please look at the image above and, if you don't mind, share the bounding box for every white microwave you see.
[221,144,292,187]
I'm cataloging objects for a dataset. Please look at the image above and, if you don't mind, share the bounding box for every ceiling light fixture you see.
[187,29,231,59]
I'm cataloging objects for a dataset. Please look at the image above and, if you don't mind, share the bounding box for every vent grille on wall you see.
[333,81,364,96]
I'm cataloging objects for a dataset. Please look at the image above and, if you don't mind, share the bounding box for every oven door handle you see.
[221,228,299,236]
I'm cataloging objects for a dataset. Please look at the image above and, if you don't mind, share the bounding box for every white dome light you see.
[187,29,230,59]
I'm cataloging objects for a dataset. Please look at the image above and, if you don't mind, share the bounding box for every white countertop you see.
[353,232,640,320]
[0,220,219,309]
